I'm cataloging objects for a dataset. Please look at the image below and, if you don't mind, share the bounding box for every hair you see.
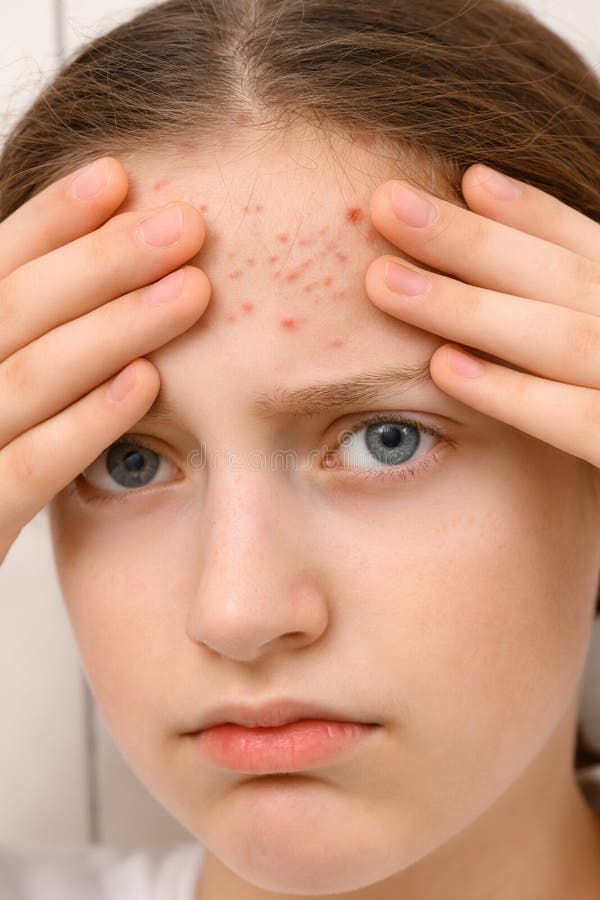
[1,0,600,767]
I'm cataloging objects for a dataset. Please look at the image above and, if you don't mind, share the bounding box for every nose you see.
[184,469,329,662]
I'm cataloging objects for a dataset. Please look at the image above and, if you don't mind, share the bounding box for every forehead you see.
[115,128,450,410]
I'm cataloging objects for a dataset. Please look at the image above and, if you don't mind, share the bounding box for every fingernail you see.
[476,165,522,200]
[144,269,185,305]
[71,158,109,200]
[108,364,137,402]
[391,183,438,227]
[385,261,431,296]
[445,347,485,377]
[137,204,183,247]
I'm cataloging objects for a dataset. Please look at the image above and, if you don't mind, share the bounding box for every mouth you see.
[191,719,381,774]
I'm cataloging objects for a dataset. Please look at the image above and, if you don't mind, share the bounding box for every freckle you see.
[268,255,279,264]
[241,302,254,314]
[276,233,289,244]
[229,269,244,280]
[323,276,334,287]
[280,317,300,330]
[328,338,346,349]
[335,252,349,263]
[346,207,364,225]
[247,258,257,266]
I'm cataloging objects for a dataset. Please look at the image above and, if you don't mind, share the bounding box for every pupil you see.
[124,451,145,472]
[380,426,402,448]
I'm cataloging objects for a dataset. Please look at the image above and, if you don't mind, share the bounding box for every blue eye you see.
[324,414,454,483]
[79,438,177,495]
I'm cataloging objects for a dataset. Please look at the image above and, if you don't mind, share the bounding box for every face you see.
[48,125,600,899]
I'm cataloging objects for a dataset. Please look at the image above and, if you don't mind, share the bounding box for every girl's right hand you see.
[0,156,210,566]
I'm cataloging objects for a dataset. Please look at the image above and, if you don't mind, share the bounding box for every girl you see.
[2,0,600,897]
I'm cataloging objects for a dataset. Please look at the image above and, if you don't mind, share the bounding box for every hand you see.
[0,157,209,566]
[365,164,600,467]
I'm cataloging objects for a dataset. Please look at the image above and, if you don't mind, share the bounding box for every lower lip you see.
[193,720,378,773]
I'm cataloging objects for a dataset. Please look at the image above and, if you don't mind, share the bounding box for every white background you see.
[0,0,599,851]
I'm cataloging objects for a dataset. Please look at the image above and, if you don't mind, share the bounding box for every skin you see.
[48,123,600,899]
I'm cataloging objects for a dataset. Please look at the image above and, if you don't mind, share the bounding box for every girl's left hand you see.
[366,164,600,467]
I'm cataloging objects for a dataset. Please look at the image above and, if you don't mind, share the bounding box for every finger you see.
[0,265,210,448]
[460,164,600,260]
[0,358,160,536]
[0,201,206,362]
[366,256,600,389]
[0,157,129,279]
[368,179,600,317]
[427,342,600,469]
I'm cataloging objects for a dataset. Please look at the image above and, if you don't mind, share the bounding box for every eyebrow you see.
[137,360,434,426]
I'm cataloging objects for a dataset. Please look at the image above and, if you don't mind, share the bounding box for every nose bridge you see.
[185,464,329,661]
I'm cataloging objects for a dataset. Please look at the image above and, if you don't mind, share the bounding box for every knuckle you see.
[1,348,35,397]
[565,314,600,362]
[7,432,38,487]
[580,391,600,433]
[574,253,600,298]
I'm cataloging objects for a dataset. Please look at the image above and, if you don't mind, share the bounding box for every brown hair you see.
[1,0,600,767]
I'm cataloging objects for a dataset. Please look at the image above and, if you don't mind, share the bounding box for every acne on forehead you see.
[149,173,380,347]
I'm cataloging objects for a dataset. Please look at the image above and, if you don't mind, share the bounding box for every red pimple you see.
[303,284,315,293]
[153,178,169,192]
[225,314,237,323]
[268,255,279,265]
[199,204,208,213]
[180,137,199,153]
[276,233,290,244]
[256,204,264,212]
[286,269,301,282]
[241,302,255,314]
[354,133,375,151]
[229,269,244,280]
[323,276,334,287]
[367,225,380,243]
[247,258,257,267]
[236,111,253,126]
[346,207,364,225]
[332,290,347,301]
[299,238,314,248]
[280,317,300,330]
[328,338,346,349]
[318,226,328,236]
[335,252,349,263]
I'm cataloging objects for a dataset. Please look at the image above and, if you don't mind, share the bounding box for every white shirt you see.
[0,840,204,899]
[2,766,600,899]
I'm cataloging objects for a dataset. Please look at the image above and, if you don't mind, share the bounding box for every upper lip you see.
[188,698,380,731]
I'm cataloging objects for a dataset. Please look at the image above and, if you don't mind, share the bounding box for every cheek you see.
[48,500,186,734]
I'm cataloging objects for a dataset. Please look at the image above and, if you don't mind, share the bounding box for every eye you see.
[78,436,178,497]
[323,414,455,483]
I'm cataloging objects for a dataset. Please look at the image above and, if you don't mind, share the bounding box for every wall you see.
[0,0,599,852]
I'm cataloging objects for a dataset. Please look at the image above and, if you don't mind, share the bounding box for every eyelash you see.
[69,414,456,506]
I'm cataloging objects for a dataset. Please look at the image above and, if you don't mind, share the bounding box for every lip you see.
[192,720,380,773]
[188,698,380,732]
